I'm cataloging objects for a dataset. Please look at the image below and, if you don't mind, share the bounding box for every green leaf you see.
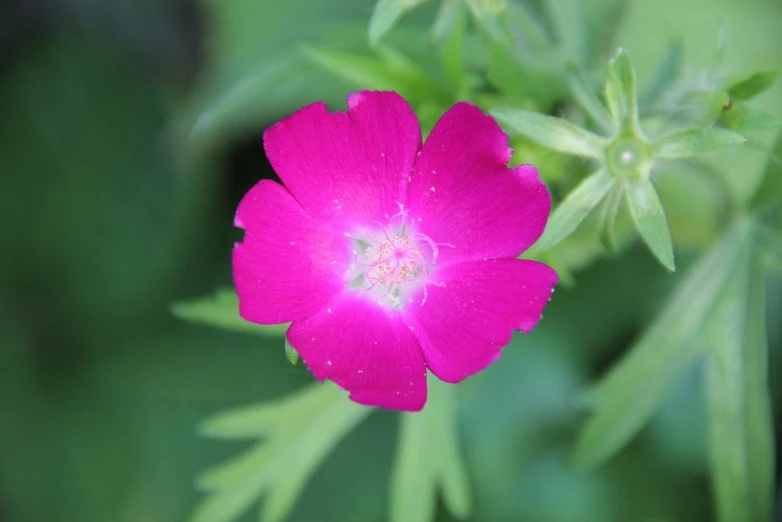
[625,179,675,271]
[597,183,624,251]
[431,0,464,42]
[654,127,746,159]
[544,0,588,67]
[704,243,774,522]
[192,383,372,522]
[721,104,782,131]
[439,0,467,93]
[531,170,615,252]
[284,339,300,365]
[726,70,779,101]
[756,225,782,273]
[748,133,782,212]
[605,48,640,133]
[677,89,731,127]
[390,377,471,522]
[567,64,613,134]
[571,221,752,470]
[369,0,431,46]
[301,45,448,107]
[171,288,288,337]
[640,39,683,108]
[464,0,510,43]
[491,108,607,158]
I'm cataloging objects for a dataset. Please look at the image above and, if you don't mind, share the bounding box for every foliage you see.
[3,0,782,522]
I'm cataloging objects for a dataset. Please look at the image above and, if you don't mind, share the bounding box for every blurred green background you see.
[0,1,780,521]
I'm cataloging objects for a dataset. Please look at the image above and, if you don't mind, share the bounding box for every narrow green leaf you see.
[727,70,780,101]
[191,383,372,522]
[677,89,730,127]
[722,104,782,131]
[440,0,467,93]
[429,378,471,518]
[597,183,624,251]
[431,0,464,42]
[301,45,447,106]
[390,411,436,522]
[171,288,288,337]
[544,0,587,67]
[748,133,782,212]
[640,39,683,108]
[605,48,640,133]
[199,383,341,439]
[704,243,774,522]
[571,221,752,470]
[284,339,299,365]
[567,64,613,134]
[464,0,510,43]
[756,225,782,272]
[390,377,472,522]
[654,127,746,159]
[625,179,675,271]
[491,108,607,158]
[532,170,614,252]
[740,257,775,522]
[369,0,431,46]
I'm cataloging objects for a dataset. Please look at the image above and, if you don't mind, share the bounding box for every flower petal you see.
[288,293,427,411]
[264,91,422,229]
[233,180,350,324]
[405,259,557,383]
[406,102,551,265]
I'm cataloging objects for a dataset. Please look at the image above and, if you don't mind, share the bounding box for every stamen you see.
[346,212,449,309]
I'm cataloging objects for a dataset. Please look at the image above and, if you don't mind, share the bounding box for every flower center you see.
[347,205,445,308]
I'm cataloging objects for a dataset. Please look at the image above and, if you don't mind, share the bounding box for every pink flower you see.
[233,91,557,411]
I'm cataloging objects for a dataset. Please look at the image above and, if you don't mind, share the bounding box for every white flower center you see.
[347,205,447,308]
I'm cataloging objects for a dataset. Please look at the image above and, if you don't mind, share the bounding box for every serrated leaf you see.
[704,242,774,522]
[389,377,471,522]
[531,170,614,253]
[567,63,612,134]
[199,383,343,440]
[571,221,752,470]
[654,127,746,159]
[491,108,607,158]
[191,383,371,522]
[605,48,639,133]
[625,179,675,271]
[171,288,288,337]
[640,39,683,109]
[369,0,431,46]
[727,70,779,101]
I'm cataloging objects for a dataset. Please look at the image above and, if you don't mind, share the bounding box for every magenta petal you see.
[406,102,551,265]
[405,259,557,383]
[263,91,422,228]
[288,294,427,411]
[233,180,349,324]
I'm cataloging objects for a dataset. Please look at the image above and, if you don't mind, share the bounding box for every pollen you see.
[346,204,448,308]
